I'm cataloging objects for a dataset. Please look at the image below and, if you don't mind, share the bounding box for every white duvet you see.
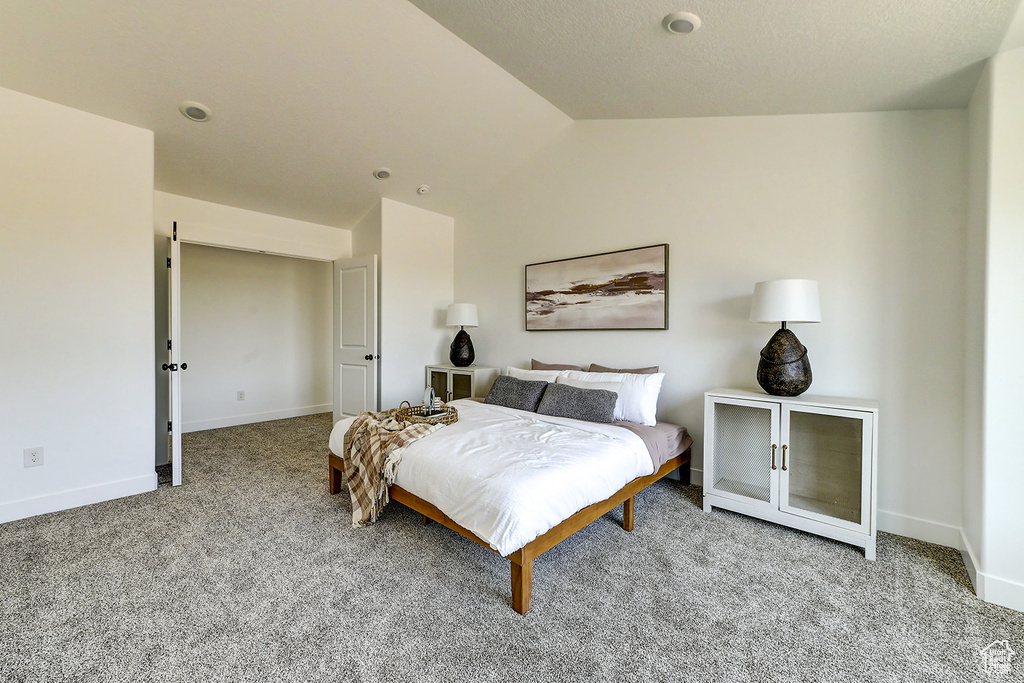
[329,399,654,556]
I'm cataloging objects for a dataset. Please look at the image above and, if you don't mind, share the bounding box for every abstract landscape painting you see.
[525,244,668,330]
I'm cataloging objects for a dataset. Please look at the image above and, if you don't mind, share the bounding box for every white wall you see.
[353,202,383,261]
[455,111,968,547]
[964,46,1024,612]
[962,57,991,595]
[179,244,333,431]
[155,191,351,261]
[378,199,455,408]
[0,87,155,523]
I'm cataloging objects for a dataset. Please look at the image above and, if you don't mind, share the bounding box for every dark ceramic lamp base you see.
[756,326,812,397]
[449,327,475,367]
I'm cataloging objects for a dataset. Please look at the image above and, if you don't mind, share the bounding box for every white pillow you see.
[561,370,665,426]
[505,366,565,383]
[555,377,622,395]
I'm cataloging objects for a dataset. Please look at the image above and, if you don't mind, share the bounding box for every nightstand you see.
[703,388,879,559]
[426,365,499,402]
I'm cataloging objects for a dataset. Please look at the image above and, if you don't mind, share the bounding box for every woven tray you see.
[396,400,459,426]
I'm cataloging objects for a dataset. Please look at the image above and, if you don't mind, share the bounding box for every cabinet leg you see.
[864,538,876,561]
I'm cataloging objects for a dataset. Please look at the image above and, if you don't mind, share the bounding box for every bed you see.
[328,383,691,614]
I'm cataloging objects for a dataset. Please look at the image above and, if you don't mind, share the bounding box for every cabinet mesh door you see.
[713,402,773,502]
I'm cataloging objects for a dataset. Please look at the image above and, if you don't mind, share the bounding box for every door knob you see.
[162,363,178,372]
[364,354,372,361]
[180,362,187,370]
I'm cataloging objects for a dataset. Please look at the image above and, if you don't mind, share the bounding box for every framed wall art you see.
[525,244,668,331]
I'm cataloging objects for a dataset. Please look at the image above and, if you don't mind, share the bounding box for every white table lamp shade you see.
[446,303,478,327]
[749,279,821,323]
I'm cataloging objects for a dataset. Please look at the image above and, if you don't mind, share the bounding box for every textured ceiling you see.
[409,0,1021,119]
[0,0,569,228]
[0,1,1019,229]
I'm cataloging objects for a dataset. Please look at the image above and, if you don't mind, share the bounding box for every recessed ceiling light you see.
[663,11,701,34]
[372,168,391,180]
[178,101,212,122]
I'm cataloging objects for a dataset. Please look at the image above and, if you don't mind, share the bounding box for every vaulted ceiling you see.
[410,0,1021,119]
[1,1,1020,228]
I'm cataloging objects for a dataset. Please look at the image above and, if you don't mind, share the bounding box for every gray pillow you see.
[588,363,659,374]
[536,382,617,423]
[484,375,548,412]
[532,358,583,371]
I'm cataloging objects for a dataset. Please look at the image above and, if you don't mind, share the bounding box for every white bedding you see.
[329,399,654,556]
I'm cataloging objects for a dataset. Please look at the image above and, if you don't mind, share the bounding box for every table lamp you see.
[446,303,478,367]
[749,279,821,396]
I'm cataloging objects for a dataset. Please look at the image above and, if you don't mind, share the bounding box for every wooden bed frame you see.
[329,448,690,614]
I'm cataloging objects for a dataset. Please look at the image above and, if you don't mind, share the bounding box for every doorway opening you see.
[155,236,335,486]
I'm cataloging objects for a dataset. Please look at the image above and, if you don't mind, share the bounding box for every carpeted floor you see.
[1,413,1021,682]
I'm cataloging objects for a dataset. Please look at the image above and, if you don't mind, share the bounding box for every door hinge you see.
[167,340,172,350]
[167,257,171,268]
[172,221,177,242]
[167,421,173,433]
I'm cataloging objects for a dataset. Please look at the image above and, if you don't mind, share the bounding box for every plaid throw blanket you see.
[342,409,442,528]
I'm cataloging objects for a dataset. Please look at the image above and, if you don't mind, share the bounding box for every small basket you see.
[396,401,459,426]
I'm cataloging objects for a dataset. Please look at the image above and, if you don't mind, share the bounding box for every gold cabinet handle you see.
[771,444,777,471]
[781,444,788,471]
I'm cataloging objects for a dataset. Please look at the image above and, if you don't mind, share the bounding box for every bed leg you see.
[329,463,342,495]
[422,514,429,526]
[623,496,635,532]
[511,558,532,615]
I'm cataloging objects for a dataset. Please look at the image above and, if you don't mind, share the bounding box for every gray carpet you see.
[1,413,1021,682]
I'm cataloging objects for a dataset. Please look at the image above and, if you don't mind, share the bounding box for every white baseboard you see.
[876,509,962,548]
[980,573,1024,613]
[689,467,703,487]
[183,404,331,433]
[693,480,959,549]
[959,530,1024,613]
[0,473,157,524]
[960,530,981,591]
[695,486,1019,611]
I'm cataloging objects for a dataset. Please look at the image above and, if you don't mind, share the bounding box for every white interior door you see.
[169,223,183,485]
[334,255,378,421]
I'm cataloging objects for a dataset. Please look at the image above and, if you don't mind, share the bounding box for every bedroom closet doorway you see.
[156,222,368,486]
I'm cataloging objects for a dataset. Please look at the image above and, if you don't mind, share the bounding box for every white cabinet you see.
[703,388,878,559]
[426,365,499,402]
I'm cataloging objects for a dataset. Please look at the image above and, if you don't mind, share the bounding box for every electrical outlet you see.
[236,391,245,401]
[24,447,43,468]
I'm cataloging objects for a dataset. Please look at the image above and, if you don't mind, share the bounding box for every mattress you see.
[329,399,690,556]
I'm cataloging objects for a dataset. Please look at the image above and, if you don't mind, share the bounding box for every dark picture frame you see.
[525,244,668,331]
